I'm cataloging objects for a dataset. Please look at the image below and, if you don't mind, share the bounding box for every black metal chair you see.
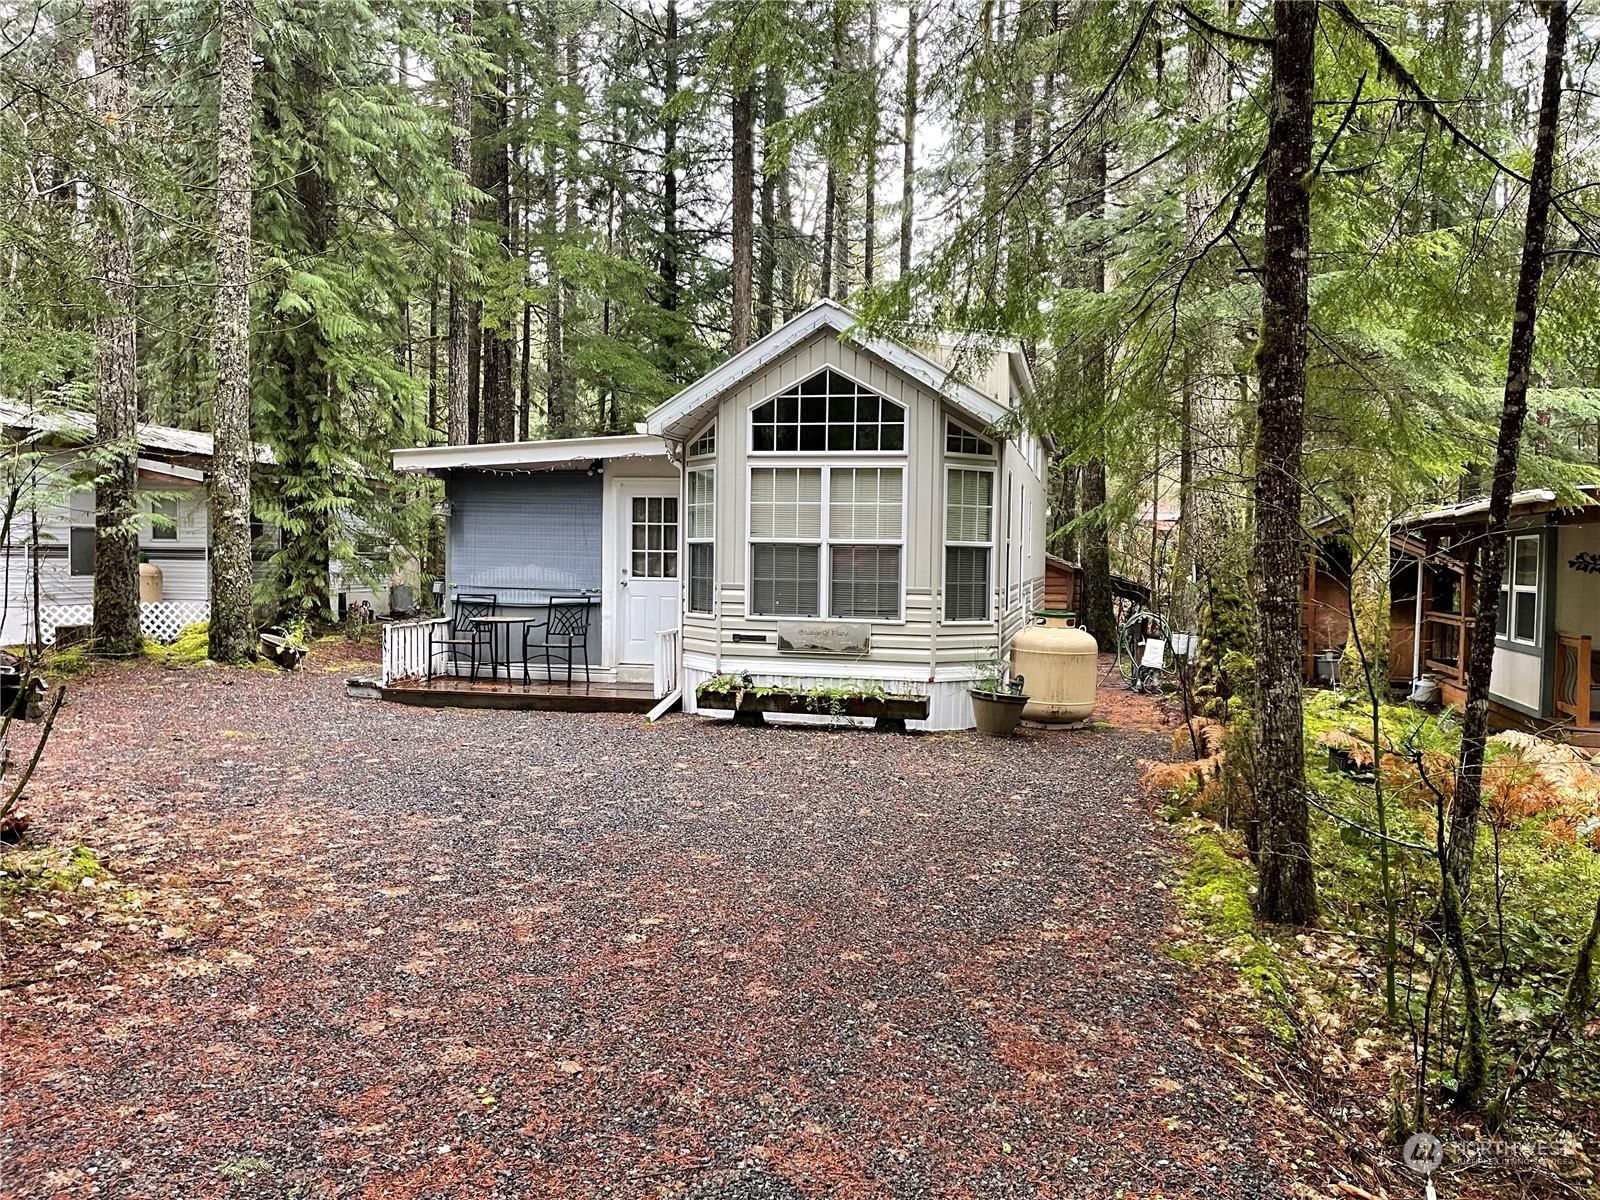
[430,593,497,681]
[522,597,593,685]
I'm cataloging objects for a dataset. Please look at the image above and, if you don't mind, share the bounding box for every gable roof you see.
[639,300,1025,443]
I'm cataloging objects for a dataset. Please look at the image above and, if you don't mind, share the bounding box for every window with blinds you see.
[832,546,901,620]
[748,466,904,619]
[750,369,906,453]
[752,543,820,616]
[829,468,902,540]
[750,468,822,539]
[686,469,714,614]
[828,467,902,619]
[945,467,994,621]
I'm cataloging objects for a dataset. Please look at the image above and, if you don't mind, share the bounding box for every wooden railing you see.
[381,617,449,686]
[653,627,680,699]
[1421,609,1473,687]
[1554,632,1594,728]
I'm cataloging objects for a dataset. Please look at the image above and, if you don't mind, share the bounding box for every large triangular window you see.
[751,369,905,453]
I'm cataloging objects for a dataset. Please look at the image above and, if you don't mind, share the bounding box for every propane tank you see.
[1010,610,1098,722]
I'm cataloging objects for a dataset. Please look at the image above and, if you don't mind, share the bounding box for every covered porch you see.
[1404,486,1600,746]
[363,434,683,712]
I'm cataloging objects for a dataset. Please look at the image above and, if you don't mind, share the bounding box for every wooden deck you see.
[349,675,661,714]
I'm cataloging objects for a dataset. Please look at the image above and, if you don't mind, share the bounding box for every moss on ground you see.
[1172,831,1298,1045]
[0,844,106,912]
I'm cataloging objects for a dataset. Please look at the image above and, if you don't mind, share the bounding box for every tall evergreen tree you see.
[90,0,142,657]
[207,0,256,663]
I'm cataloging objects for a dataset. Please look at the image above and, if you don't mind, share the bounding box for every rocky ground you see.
[0,647,1341,1199]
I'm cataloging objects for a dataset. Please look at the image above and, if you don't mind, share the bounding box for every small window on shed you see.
[946,420,994,456]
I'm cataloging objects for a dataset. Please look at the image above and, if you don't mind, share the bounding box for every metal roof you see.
[392,433,669,474]
[0,398,274,464]
[1406,483,1598,528]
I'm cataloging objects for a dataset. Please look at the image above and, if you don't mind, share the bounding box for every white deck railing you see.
[653,628,680,699]
[381,617,448,685]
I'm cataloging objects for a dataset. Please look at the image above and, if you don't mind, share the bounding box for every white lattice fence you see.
[653,627,679,699]
[36,604,92,646]
[140,602,210,643]
[37,601,211,645]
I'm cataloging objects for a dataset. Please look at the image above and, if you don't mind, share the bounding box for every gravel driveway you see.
[2,655,1323,1199]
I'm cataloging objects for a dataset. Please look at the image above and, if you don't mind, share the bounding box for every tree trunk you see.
[1175,1,1237,627]
[1079,140,1115,652]
[821,164,836,299]
[731,80,756,351]
[1449,0,1568,901]
[477,14,515,444]
[427,291,439,437]
[447,2,473,446]
[1340,489,1390,695]
[899,0,917,281]
[90,0,142,658]
[862,0,878,289]
[757,69,779,338]
[1250,0,1318,926]
[661,0,679,320]
[208,0,256,664]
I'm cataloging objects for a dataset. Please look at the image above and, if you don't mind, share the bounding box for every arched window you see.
[751,369,905,453]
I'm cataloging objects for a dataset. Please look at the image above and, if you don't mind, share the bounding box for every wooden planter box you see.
[696,686,929,726]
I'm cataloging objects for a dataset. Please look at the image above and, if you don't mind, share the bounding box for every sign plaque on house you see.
[776,622,872,655]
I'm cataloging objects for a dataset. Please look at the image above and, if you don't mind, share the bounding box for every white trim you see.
[393,434,667,475]
[641,300,1014,441]
[943,465,996,623]
[137,457,205,482]
[682,650,993,684]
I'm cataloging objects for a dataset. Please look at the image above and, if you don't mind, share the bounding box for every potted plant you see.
[968,655,1030,737]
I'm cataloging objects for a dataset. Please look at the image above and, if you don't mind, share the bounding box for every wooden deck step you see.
[348,676,660,714]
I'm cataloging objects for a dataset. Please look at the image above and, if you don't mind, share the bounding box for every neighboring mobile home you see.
[1,399,409,648]
[381,301,1050,729]
[1,399,219,647]
[1402,484,1600,743]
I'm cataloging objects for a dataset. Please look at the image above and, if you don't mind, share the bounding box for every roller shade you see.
[829,467,902,541]
[447,472,602,600]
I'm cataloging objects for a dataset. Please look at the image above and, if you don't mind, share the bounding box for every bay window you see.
[686,468,715,614]
[945,467,994,622]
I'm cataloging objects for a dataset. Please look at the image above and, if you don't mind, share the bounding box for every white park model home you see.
[383,301,1049,730]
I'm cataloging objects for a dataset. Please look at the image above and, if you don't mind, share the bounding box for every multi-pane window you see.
[749,468,822,616]
[946,420,994,456]
[689,423,716,459]
[149,497,179,541]
[750,369,906,453]
[630,495,678,579]
[829,468,903,620]
[686,469,715,614]
[945,467,994,621]
[747,466,904,619]
[1498,533,1541,645]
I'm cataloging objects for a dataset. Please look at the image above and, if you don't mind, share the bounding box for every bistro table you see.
[466,613,546,684]
[468,593,599,685]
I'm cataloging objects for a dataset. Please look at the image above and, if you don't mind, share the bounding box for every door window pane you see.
[631,494,678,578]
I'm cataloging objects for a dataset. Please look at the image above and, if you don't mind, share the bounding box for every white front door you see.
[617,483,680,665]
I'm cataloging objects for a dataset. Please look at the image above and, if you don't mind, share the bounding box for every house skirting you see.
[680,656,985,732]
